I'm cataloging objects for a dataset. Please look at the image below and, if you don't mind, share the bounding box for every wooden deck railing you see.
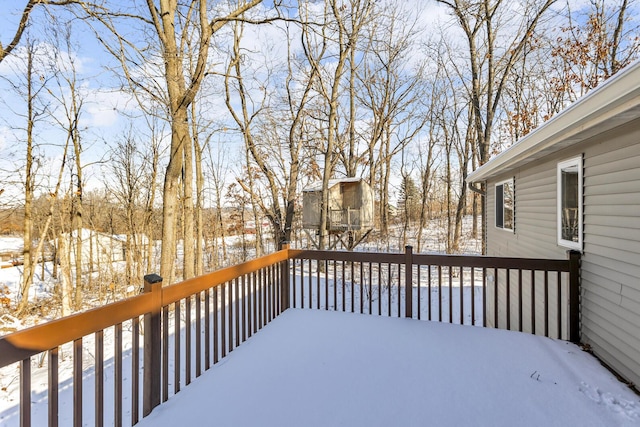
[0,246,580,427]
[289,247,580,341]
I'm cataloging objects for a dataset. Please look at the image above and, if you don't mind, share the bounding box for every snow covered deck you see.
[136,309,640,427]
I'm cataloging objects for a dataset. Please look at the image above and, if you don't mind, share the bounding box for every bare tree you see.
[548,0,640,106]
[82,0,270,284]
[357,2,428,237]
[436,0,556,165]
[300,0,374,249]
[0,1,77,64]
[435,0,556,253]
[0,37,52,315]
[107,127,161,290]
[224,19,272,256]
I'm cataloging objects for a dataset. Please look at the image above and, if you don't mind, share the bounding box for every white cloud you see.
[82,88,132,128]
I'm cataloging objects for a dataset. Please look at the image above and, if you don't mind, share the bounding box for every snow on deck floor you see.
[137,309,640,427]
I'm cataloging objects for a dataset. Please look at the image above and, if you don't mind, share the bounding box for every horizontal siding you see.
[588,224,640,241]
[588,170,640,189]
[582,260,639,296]
[586,240,640,264]
[588,192,640,205]
[588,214,639,229]
[580,317,640,387]
[587,153,640,176]
[582,296,640,350]
[581,119,640,388]
[486,117,640,388]
[581,253,640,283]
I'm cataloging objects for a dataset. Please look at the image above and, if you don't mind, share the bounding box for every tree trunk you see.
[183,121,195,280]
[58,234,73,317]
[21,44,36,316]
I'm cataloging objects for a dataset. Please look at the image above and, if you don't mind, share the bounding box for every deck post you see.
[280,243,290,311]
[143,273,163,416]
[568,251,581,343]
[405,246,413,318]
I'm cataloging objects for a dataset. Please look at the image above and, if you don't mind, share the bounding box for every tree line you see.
[0,0,638,316]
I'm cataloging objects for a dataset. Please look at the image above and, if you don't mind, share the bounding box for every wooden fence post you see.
[143,273,162,416]
[568,251,581,343]
[405,246,413,318]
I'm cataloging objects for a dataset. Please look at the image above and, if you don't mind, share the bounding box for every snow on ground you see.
[136,309,640,427]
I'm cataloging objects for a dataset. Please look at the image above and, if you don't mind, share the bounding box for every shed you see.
[467,59,640,389]
[302,177,374,232]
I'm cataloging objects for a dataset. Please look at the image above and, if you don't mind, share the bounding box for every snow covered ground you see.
[136,309,640,427]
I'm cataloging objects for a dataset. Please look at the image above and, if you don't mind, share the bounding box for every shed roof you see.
[303,177,366,192]
[467,59,640,184]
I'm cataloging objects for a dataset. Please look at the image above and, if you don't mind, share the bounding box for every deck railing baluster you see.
[186,295,192,385]
[438,266,442,322]
[470,267,475,325]
[221,284,226,359]
[75,338,84,427]
[518,269,523,332]
[214,287,219,364]
[162,306,169,402]
[531,270,536,335]
[557,271,562,339]
[494,267,499,328]
[95,330,104,427]
[196,291,202,378]
[235,278,240,349]
[460,267,464,325]
[205,289,211,369]
[334,260,338,311]
[132,317,140,423]
[48,348,59,427]
[544,271,549,338]
[114,326,122,427]
[506,269,511,330]
[21,357,31,427]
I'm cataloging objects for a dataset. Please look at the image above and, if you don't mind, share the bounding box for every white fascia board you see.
[467,59,640,184]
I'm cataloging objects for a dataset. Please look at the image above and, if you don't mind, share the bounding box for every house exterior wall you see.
[62,231,126,268]
[485,118,640,388]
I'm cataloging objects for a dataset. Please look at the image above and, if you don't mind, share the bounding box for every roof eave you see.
[467,59,640,184]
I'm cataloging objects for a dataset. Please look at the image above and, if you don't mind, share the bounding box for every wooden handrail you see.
[0,248,291,368]
[290,249,571,272]
[162,249,290,306]
[0,294,153,367]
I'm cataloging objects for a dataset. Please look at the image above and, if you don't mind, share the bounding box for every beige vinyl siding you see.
[485,117,640,388]
[581,119,640,388]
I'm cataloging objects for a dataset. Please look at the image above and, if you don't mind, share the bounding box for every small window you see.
[557,156,582,249]
[495,179,514,231]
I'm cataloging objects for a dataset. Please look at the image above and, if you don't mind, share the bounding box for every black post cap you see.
[144,273,163,284]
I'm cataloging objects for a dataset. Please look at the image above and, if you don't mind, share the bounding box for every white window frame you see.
[557,156,583,250]
[495,178,514,232]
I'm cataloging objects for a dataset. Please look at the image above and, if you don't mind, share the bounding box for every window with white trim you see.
[557,156,582,249]
[495,179,514,231]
